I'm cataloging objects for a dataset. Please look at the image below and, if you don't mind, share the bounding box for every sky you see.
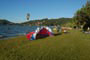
[0,0,86,23]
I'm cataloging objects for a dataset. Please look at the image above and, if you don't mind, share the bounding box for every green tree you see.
[74,1,90,31]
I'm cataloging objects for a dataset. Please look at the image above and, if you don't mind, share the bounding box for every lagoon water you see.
[0,25,38,38]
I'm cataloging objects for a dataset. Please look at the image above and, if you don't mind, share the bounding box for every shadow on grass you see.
[54,33,62,36]
[36,33,62,40]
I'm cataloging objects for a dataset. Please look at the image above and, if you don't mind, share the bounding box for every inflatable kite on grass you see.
[26,26,53,40]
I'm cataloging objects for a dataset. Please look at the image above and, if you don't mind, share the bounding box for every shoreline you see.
[0,35,26,40]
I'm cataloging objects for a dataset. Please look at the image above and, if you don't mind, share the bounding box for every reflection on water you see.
[0,25,37,38]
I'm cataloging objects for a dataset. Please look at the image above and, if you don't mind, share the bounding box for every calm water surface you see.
[0,25,37,38]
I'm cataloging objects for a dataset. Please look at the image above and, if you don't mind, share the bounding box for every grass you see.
[0,30,90,60]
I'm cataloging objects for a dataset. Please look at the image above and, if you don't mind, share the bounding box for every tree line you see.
[22,18,72,26]
[74,1,90,31]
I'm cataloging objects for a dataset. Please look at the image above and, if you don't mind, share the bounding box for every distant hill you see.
[22,18,73,26]
[0,18,73,26]
[0,19,14,25]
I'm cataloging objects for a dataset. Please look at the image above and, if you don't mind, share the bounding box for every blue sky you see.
[0,0,86,23]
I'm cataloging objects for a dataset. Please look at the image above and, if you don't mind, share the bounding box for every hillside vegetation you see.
[22,18,73,26]
[0,19,11,24]
[0,18,73,26]
[0,19,13,25]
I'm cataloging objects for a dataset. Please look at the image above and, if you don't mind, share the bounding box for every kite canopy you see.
[26,26,53,40]
[26,32,35,40]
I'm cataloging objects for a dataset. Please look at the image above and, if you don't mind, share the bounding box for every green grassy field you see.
[0,30,90,60]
